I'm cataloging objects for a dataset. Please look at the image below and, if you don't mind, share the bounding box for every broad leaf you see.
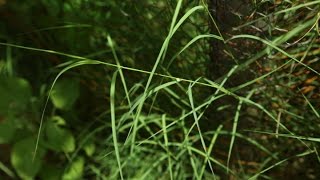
[0,77,32,114]
[0,115,16,144]
[83,141,95,157]
[11,137,45,179]
[62,157,85,180]
[45,116,75,153]
[50,78,79,110]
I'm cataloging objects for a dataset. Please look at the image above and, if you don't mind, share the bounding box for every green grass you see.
[0,0,320,179]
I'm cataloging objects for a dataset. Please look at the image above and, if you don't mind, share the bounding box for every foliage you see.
[11,137,45,180]
[0,0,320,179]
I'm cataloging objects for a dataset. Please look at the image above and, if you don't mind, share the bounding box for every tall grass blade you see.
[110,71,124,180]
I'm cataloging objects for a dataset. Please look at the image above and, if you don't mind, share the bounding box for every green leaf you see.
[83,141,95,157]
[45,116,75,153]
[50,78,79,110]
[11,137,45,180]
[0,77,32,114]
[62,157,85,180]
[0,115,16,144]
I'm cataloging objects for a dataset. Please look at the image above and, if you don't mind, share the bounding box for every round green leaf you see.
[11,137,45,180]
[45,116,75,153]
[0,77,32,114]
[50,78,79,110]
[83,141,95,157]
[62,157,85,180]
[0,115,16,144]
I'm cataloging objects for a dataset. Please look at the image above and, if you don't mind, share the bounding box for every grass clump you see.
[0,0,319,179]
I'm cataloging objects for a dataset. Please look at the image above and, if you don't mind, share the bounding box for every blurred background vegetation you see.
[0,0,319,179]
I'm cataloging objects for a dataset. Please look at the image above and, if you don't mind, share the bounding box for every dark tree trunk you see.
[208,0,253,83]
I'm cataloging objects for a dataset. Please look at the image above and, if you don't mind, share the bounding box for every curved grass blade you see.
[110,71,124,180]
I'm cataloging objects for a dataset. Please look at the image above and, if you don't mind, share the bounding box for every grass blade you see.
[110,71,124,180]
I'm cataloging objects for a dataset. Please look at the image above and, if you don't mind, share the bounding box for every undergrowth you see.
[0,0,319,179]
